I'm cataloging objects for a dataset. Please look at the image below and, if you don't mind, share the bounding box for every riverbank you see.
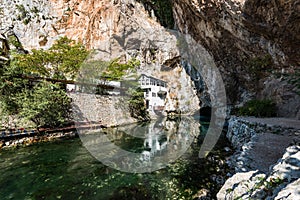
[0,122,106,149]
[0,131,78,149]
[217,116,300,199]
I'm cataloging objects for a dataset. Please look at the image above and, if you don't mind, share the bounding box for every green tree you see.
[0,56,29,115]
[0,37,87,128]
[102,58,140,81]
[15,36,88,79]
[246,54,273,80]
[128,87,149,121]
[18,81,72,129]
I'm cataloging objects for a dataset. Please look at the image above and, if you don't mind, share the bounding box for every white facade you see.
[104,81,121,95]
[138,74,168,112]
[66,80,121,95]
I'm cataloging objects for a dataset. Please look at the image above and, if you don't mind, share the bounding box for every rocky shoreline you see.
[0,121,108,149]
[0,131,78,149]
[217,116,300,199]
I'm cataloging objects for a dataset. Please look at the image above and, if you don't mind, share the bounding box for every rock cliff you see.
[0,0,201,116]
[173,0,300,118]
[1,0,299,117]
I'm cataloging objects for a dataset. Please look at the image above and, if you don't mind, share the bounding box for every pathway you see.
[240,117,300,172]
[241,117,300,129]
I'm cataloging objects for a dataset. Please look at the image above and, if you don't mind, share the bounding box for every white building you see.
[66,80,121,95]
[138,74,168,112]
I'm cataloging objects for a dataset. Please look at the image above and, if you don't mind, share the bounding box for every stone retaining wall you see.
[70,93,137,127]
[227,116,299,150]
[217,145,300,200]
[217,116,300,199]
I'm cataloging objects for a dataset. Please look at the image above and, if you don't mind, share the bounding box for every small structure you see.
[66,80,121,95]
[138,74,168,112]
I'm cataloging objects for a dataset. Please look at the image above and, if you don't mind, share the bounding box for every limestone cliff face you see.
[1,0,299,117]
[173,0,300,118]
[1,0,144,49]
[0,0,183,66]
[174,0,299,66]
[0,0,200,115]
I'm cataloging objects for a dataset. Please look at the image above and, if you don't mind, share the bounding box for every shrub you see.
[128,87,150,121]
[137,0,174,29]
[102,58,140,81]
[0,37,87,129]
[287,68,300,95]
[238,99,276,117]
[18,82,72,129]
[8,35,23,49]
[246,55,273,81]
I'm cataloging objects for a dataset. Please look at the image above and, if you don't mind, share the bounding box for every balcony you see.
[158,86,167,95]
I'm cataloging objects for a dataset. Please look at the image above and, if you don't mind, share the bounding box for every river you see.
[0,117,231,199]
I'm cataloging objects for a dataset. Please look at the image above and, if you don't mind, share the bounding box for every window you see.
[152,92,156,97]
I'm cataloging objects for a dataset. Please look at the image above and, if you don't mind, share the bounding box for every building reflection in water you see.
[79,117,200,173]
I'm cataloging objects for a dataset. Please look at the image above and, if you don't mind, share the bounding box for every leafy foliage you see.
[0,37,86,128]
[16,4,28,20]
[18,82,72,128]
[0,55,29,114]
[102,58,140,81]
[287,68,300,95]
[128,87,149,121]
[238,99,277,117]
[15,37,88,79]
[79,59,110,81]
[246,54,273,79]
[8,35,23,49]
[137,0,175,29]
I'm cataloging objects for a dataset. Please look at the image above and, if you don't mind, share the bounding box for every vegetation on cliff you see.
[137,0,174,29]
[246,54,273,80]
[238,99,277,117]
[102,58,140,81]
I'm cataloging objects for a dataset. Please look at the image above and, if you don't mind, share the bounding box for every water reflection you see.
[78,117,200,173]
[0,118,231,199]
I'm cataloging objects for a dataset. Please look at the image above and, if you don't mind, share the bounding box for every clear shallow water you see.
[79,117,200,173]
[0,117,231,199]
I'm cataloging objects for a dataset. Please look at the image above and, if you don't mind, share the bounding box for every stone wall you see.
[227,117,299,149]
[226,116,300,172]
[69,93,137,127]
[217,116,300,199]
[217,145,300,200]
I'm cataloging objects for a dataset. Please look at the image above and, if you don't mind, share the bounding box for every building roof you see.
[139,74,167,83]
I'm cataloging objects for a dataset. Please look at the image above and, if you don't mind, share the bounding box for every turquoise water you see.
[0,117,231,199]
